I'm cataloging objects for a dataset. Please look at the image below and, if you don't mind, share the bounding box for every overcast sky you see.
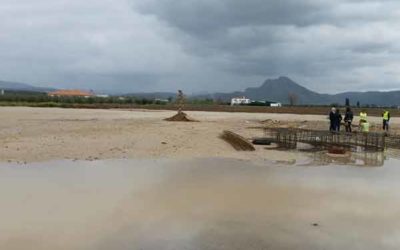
[1,0,399,93]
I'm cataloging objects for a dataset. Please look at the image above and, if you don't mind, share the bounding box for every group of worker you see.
[329,107,391,133]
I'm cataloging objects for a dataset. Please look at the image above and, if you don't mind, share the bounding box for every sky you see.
[0,0,399,94]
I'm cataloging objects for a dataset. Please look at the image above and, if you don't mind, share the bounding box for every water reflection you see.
[307,150,386,167]
[287,143,400,167]
[2,158,400,250]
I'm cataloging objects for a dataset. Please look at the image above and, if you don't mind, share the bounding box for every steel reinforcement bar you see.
[261,128,387,151]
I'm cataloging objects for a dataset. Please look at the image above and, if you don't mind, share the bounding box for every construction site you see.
[163,91,399,165]
[1,106,400,250]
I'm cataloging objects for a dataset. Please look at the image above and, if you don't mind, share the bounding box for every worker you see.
[329,107,342,132]
[344,107,354,133]
[359,109,367,124]
[359,109,369,132]
[329,107,337,131]
[336,108,343,132]
[382,110,391,132]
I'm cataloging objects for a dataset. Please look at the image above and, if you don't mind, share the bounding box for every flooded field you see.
[1,156,400,250]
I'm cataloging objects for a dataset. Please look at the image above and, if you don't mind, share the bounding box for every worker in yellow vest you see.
[359,110,369,132]
[359,110,367,123]
[382,110,390,131]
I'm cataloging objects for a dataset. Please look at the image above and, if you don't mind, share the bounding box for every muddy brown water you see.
[1,157,400,250]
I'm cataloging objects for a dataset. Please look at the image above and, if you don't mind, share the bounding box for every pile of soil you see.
[220,130,255,151]
[164,112,198,122]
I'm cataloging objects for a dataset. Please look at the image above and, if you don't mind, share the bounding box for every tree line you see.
[0,92,169,105]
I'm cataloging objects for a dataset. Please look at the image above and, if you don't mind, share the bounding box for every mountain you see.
[197,77,329,105]
[200,77,400,106]
[0,80,55,92]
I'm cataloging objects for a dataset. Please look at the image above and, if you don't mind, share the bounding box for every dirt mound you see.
[164,112,198,122]
[220,130,255,151]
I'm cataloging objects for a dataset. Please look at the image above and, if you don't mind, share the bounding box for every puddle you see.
[1,158,400,249]
[269,142,400,167]
[296,150,389,167]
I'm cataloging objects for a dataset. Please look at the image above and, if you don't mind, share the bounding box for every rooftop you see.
[48,90,94,97]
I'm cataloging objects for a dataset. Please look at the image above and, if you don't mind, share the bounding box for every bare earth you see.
[2,107,400,250]
[0,107,398,163]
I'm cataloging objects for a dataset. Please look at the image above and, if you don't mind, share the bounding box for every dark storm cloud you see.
[138,0,327,36]
[0,0,399,93]
[137,0,397,38]
[137,0,400,93]
[349,42,393,54]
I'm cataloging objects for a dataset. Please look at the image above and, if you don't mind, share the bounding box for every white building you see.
[155,99,169,103]
[270,102,282,107]
[231,96,251,106]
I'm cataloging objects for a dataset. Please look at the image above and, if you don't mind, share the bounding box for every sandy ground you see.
[0,107,398,163]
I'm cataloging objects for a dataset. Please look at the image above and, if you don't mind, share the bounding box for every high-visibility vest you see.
[361,122,370,132]
[383,111,390,121]
[360,112,367,121]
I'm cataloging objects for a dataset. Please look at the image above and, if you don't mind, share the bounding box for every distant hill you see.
[197,76,400,106]
[0,80,55,93]
[124,92,176,100]
[331,91,400,107]
[1,77,399,106]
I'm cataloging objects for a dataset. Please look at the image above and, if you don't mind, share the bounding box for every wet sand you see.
[1,158,400,250]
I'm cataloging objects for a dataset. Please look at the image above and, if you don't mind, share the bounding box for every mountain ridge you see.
[0,80,55,92]
[197,76,400,106]
[1,77,399,106]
